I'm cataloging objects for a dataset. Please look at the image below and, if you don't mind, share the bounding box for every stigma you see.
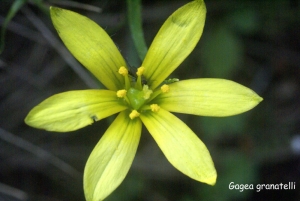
[142,85,153,99]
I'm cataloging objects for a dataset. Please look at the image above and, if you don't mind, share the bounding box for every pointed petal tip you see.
[257,96,263,103]
[203,174,217,186]
[49,6,60,14]
[251,93,263,108]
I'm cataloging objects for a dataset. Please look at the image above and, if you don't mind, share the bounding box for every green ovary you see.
[127,87,148,110]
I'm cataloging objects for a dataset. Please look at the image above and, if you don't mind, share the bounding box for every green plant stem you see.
[126,0,148,61]
[0,0,27,54]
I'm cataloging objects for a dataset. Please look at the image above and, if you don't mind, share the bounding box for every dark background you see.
[1,0,300,200]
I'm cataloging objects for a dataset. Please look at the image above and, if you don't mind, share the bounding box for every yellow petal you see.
[84,111,142,201]
[25,90,127,132]
[156,79,263,117]
[50,7,126,91]
[140,108,216,185]
[142,0,206,89]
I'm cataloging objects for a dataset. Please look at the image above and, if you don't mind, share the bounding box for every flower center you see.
[117,66,169,119]
[127,86,152,110]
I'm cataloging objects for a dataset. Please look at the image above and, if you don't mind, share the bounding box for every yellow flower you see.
[25,1,263,201]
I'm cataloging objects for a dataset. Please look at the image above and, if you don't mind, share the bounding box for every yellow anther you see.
[150,104,160,112]
[143,85,153,99]
[129,110,140,119]
[116,89,127,98]
[161,84,170,93]
[118,66,128,76]
[136,66,145,76]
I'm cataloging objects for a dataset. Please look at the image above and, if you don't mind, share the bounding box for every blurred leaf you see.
[127,0,148,61]
[201,24,243,78]
[32,0,48,14]
[106,173,145,201]
[228,9,259,34]
[198,114,247,139]
[0,0,27,54]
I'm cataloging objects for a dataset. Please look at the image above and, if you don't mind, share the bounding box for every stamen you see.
[118,66,130,89]
[150,104,160,112]
[118,66,128,76]
[143,85,153,99]
[161,84,170,93]
[135,66,145,90]
[144,84,169,103]
[116,89,127,98]
[129,110,140,119]
[136,66,145,76]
